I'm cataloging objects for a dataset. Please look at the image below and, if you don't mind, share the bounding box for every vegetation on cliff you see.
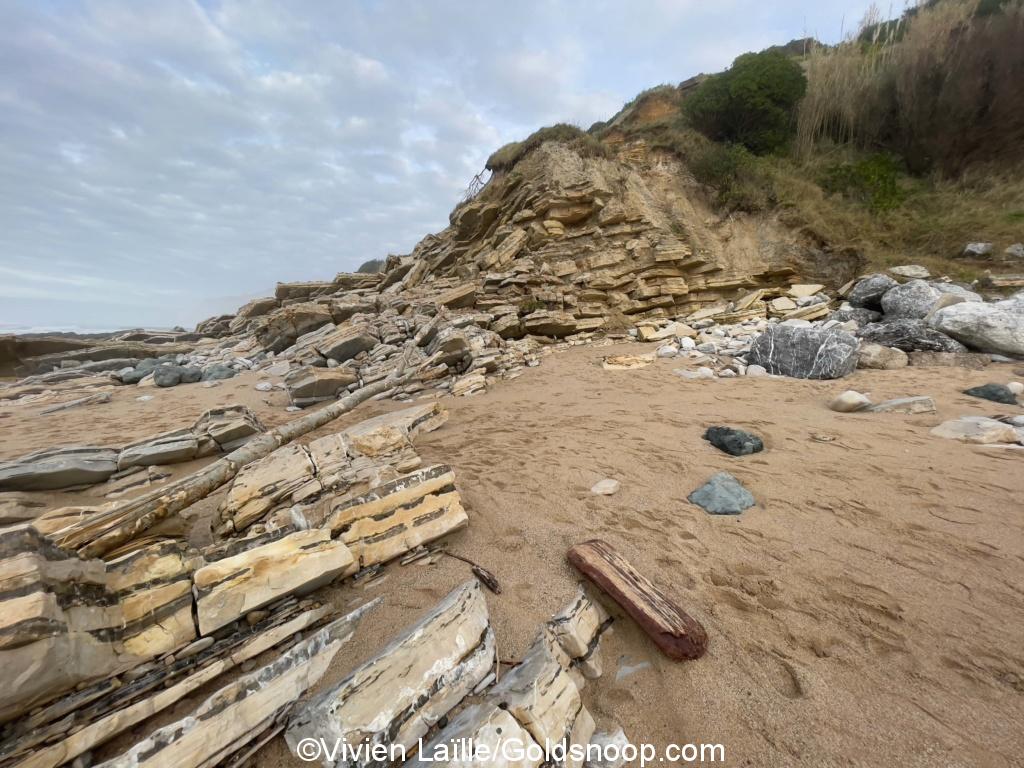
[478,0,1023,276]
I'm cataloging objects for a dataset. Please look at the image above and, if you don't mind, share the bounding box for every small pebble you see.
[591,478,621,495]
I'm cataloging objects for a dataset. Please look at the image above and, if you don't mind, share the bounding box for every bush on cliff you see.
[685,50,807,154]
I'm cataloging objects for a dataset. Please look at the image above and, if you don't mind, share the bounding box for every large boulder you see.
[932,283,983,303]
[847,274,897,310]
[880,279,942,319]
[857,319,967,353]
[928,301,1024,357]
[746,325,858,379]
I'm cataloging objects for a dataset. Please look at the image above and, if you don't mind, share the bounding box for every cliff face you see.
[360,139,834,339]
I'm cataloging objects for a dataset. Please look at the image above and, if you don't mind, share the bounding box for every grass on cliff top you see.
[485,123,608,173]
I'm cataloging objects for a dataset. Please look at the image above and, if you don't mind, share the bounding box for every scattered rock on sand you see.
[857,343,908,370]
[745,364,768,377]
[829,390,872,413]
[591,478,621,495]
[962,383,1019,405]
[152,366,182,387]
[687,472,755,515]
[931,417,1020,444]
[602,353,654,371]
[868,396,937,414]
[201,363,237,381]
[1008,382,1024,396]
[747,325,858,380]
[703,426,764,456]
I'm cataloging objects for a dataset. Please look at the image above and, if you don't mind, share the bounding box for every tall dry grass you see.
[797,0,1024,175]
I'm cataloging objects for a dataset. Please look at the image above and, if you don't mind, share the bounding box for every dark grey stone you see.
[120,368,151,384]
[179,366,203,384]
[747,325,859,379]
[880,279,942,319]
[153,365,183,387]
[704,426,764,456]
[830,307,882,326]
[201,363,238,382]
[857,319,967,353]
[135,358,160,371]
[848,274,898,310]
[962,383,1018,405]
[688,472,755,515]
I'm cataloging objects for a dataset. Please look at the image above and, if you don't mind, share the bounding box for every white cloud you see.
[0,0,868,329]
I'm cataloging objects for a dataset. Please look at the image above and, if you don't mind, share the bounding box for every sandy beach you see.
[4,343,1023,767]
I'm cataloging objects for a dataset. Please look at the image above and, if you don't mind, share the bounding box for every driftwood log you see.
[567,539,708,660]
[50,312,444,559]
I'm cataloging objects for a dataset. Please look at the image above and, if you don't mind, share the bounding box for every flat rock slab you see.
[324,464,468,569]
[194,529,354,636]
[963,383,1018,405]
[602,353,654,370]
[703,426,763,456]
[0,447,119,491]
[286,581,495,765]
[868,396,937,414]
[97,604,374,768]
[688,471,755,514]
[931,417,1020,444]
[567,539,707,661]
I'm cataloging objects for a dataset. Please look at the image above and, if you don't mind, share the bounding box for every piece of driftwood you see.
[193,529,354,636]
[3,605,336,768]
[324,464,467,570]
[285,581,494,767]
[48,313,445,558]
[94,602,375,768]
[567,539,707,661]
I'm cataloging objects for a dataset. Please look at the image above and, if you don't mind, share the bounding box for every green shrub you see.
[689,143,776,212]
[684,50,807,154]
[820,154,907,211]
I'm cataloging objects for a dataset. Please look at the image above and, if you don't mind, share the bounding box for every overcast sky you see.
[0,0,870,331]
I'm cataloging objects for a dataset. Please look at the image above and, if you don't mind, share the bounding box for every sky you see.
[0,0,871,331]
